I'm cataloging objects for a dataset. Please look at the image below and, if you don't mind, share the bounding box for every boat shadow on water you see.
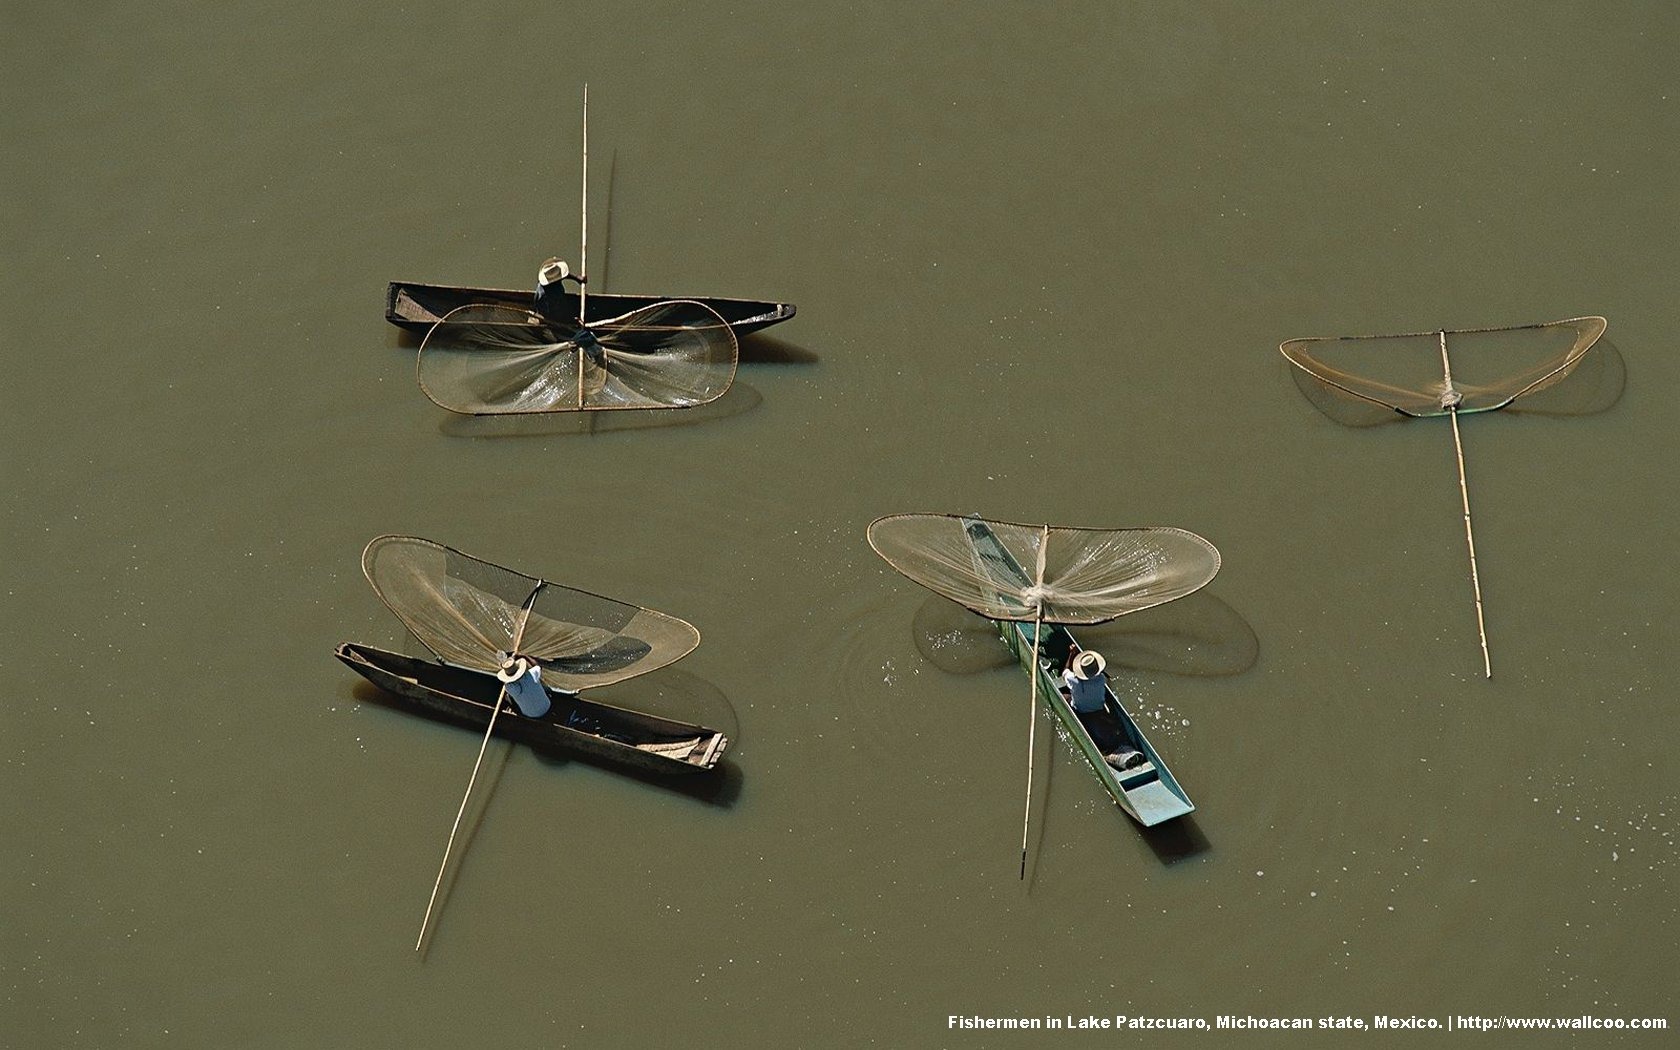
[1140,815,1211,866]
[737,333,820,365]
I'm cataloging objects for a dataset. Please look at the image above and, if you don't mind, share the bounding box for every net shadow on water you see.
[433,381,762,437]
[1507,336,1626,417]
[913,590,1258,680]
[1065,591,1259,679]
[910,592,1015,674]
[587,667,742,747]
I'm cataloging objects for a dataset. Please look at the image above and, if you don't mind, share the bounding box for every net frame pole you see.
[577,86,589,410]
[578,84,589,324]
[1439,332,1492,679]
[1018,525,1049,881]
[1018,610,1043,881]
[415,588,539,953]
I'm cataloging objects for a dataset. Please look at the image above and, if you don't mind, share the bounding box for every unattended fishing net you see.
[417,300,738,414]
[1280,316,1606,418]
[362,535,700,692]
[1278,315,1609,678]
[867,514,1221,625]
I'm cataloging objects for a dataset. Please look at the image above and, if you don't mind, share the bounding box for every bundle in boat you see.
[868,514,1221,870]
[417,299,738,414]
[338,535,726,773]
[1279,315,1609,677]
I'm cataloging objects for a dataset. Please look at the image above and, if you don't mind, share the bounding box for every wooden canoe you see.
[386,281,796,337]
[966,523,1196,827]
[335,642,729,775]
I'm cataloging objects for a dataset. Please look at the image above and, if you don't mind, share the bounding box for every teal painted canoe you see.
[966,520,1196,827]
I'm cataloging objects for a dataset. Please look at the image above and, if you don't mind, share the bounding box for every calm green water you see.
[5,2,1677,1045]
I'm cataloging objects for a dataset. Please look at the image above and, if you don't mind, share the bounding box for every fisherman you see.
[1060,649,1146,772]
[533,257,606,368]
[496,654,551,719]
[533,257,579,319]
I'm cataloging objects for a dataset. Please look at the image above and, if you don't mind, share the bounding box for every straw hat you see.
[1072,651,1106,679]
[496,655,531,683]
[537,258,571,288]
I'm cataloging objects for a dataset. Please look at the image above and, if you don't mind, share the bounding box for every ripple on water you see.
[777,589,938,760]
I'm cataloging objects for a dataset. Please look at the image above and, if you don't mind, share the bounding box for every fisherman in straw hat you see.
[496,653,552,719]
[1060,649,1146,772]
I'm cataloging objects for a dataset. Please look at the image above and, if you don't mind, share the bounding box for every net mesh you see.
[417,300,738,414]
[361,536,700,692]
[1280,316,1606,418]
[867,514,1221,625]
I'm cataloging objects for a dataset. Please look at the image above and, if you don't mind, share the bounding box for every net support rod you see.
[1018,525,1049,881]
[1019,608,1043,881]
[415,591,539,953]
[1439,332,1492,679]
[578,84,589,324]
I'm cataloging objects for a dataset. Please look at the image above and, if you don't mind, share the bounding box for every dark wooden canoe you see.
[335,642,728,775]
[386,281,796,337]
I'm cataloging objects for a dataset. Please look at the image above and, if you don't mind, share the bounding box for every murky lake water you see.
[6,2,1677,1045]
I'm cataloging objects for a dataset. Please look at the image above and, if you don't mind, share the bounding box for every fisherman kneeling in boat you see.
[534,258,580,319]
[1060,650,1146,773]
[534,258,608,367]
[496,654,551,719]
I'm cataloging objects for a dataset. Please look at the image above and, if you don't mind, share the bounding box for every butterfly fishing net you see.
[1280,316,1606,418]
[867,514,1221,625]
[417,300,738,414]
[362,536,700,692]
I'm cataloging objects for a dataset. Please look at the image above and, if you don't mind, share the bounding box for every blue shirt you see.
[1062,669,1108,713]
[502,663,552,719]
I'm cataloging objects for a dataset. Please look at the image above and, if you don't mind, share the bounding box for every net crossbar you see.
[361,536,699,692]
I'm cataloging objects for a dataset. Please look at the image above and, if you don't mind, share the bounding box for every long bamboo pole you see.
[1019,609,1043,881]
[415,595,538,952]
[1018,525,1049,881]
[1439,331,1491,679]
[577,86,589,410]
[579,84,589,323]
